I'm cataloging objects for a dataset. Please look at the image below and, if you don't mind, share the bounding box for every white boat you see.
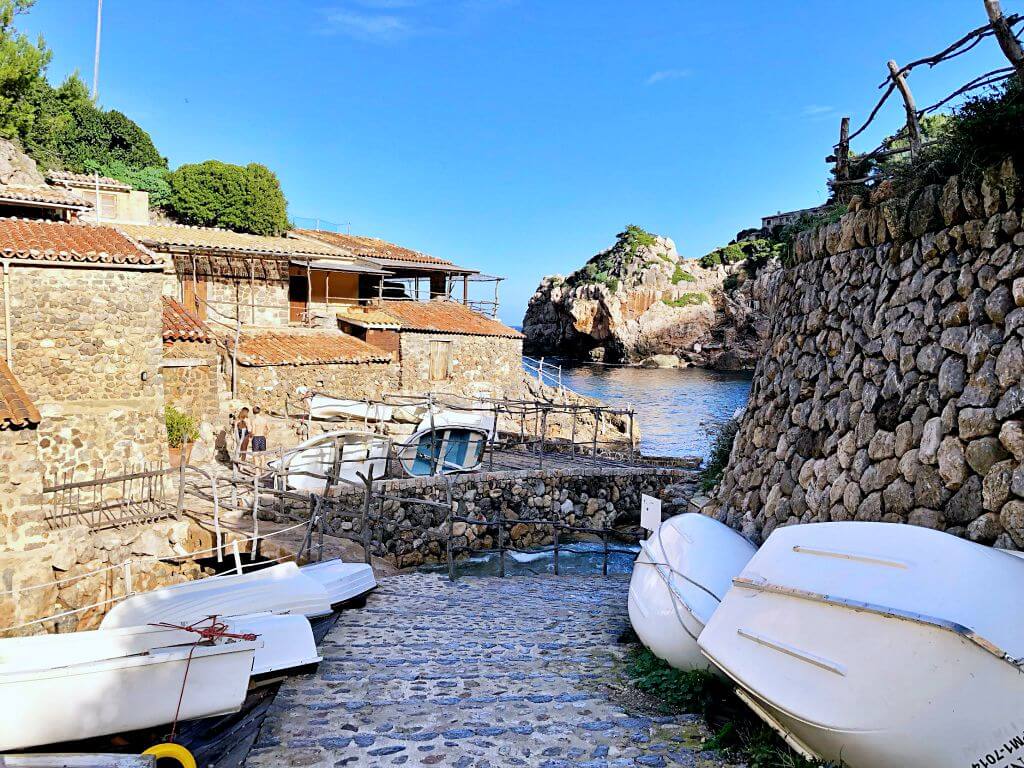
[100,562,332,629]
[7,614,317,680]
[627,513,755,670]
[698,522,1024,767]
[308,394,393,422]
[417,407,496,439]
[396,425,490,476]
[300,559,377,606]
[0,632,257,750]
[268,431,389,492]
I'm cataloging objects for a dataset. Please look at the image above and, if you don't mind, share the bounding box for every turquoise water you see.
[554,362,753,459]
[428,541,641,577]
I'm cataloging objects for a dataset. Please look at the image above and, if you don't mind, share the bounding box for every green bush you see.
[722,273,740,291]
[699,418,739,491]
[0,0,50,144]
[169,160,289,236]
[87,160,172,207]
[671,264,696,284]
[165,405,199,448]
[663,292,708,308]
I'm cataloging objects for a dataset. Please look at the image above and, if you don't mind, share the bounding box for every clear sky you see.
[20,0,1019,324]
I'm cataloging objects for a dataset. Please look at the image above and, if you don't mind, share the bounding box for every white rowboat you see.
[300,559,377,605]
[628,513,755,670]
[0,633,256,750]
[268,431,389,493]
[308,394,393,423]
[100,562,332,629]
[698,522,1024,767]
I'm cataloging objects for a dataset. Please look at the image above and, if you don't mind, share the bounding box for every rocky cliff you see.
[522,226,772,369]
[706,158,1024,549]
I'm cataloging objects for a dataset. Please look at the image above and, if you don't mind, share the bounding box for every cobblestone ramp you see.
[245,572,733,768]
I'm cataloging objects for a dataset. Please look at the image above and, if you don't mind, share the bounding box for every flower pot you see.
[169,441,194,468]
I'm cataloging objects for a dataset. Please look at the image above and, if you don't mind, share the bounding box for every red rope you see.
[148,616,259,742]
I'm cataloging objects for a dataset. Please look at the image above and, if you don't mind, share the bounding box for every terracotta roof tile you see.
[380,300,522,338]
[0,218,163,267]
[292,230,457,268]
[0,361,39,429]
[121,223,356,259]
[0,184,92,209]
[233,328,392,366]
[47,170,132,192]
[334,305,402,329]
[162,297,212,342]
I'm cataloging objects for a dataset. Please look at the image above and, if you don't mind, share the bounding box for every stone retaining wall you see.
[280,465,689,568]
[708,159,1024,549]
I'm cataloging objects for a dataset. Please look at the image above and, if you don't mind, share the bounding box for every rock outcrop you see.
[0,138,46,187]
[522,226,772,369]
[707,158,1024,549]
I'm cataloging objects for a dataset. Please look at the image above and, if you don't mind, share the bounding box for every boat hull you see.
[698,522,1024,768]
[0,640,257,751]
[268,431,389,493]
[627,513,755,670]
[100,562,332,629]
[398,426,489,476]
[300,559,377,606]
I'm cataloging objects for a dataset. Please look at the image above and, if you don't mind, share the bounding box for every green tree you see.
[169,160,289,236]
[0,0,49,143]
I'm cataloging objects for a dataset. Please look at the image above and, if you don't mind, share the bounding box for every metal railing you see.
[522,355,566,391]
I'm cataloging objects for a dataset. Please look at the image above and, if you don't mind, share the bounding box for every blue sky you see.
[21,0,1019,324]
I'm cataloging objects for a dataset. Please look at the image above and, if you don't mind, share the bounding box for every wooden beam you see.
[985,0,1024,78]
[887,60,923,158]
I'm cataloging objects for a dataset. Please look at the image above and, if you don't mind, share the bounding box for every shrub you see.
[671,264,696,284]
[663,292,708,308]
[722,273,740,291]
[169,160,289,236]
[699,418,739,491]
[165,405,199,448]
[87,159,172,207]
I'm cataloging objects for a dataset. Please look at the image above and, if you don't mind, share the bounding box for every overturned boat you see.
[308,394,394,423]
[268,431,390,492]
[396,424,489,476]
[301,559,377,606]
[698,522,1024,767]
[11,613,317,683]
[628,513,755,670]
[101,562,333,629]
[0,630,257,751]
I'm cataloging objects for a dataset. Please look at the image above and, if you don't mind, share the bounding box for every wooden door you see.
[289,272,309,324]
[429,340,451,382]
[182,276,208,320]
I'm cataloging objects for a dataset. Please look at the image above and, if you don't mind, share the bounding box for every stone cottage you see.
[47,170,151,225]
[161,296,221,427]
[0,218,171,478]
[336,300,524,397]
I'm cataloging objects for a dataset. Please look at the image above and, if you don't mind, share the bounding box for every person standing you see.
[235,407,251,456]
[250,406,268,456]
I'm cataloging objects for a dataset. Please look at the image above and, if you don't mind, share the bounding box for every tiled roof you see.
[0,184,92,209]
[0,218,163,267]
[334,305,402,329]
[380,300,522,338]
[292,230,455,267]
[47,170,132,192]
[120,223,356,260]
[0,361,39,429]
[233,328,392,366]
[162,297,211,342]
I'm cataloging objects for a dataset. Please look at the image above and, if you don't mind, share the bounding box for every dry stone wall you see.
[708,160,1024,549]
[236,360,400,414]
[399,333,525,398]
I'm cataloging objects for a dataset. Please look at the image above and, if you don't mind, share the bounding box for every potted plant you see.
[166,404,200,467]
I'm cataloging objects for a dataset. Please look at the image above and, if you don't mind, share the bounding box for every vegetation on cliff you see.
[565,224,666,293]
[0,0,291,235]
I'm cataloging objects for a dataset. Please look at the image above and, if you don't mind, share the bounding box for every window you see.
[428,340,452,381]
[81,190,118,221]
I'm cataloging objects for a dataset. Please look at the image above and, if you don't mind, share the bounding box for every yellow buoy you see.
[143,742,196,768]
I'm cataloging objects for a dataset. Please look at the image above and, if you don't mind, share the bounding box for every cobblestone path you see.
[245,573,733,768]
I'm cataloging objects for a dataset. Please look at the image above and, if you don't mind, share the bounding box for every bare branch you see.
[845,80,897,145]
[917,67,1014,114]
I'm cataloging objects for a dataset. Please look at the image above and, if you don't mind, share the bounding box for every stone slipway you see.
[245,573,735,768]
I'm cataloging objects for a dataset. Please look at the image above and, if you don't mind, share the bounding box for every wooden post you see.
[985,0,1024,78]
[497,505,505,578]
[361,469,374,565]
[569,406,578,458]
[887,60,922,158]
[601,528,609,577]
[591,408,599,465]
[176,458,186,517]
[539,407,547,469]
[447,501,456,580]
[553,523,560,576]
[462,275,469,306]
[627,406,635,464]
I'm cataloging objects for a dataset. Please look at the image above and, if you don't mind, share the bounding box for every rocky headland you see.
[522,226,775,370]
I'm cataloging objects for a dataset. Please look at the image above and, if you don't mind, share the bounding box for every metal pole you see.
[91,0,103,101]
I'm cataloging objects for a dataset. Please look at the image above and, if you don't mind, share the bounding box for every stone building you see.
[161,297,222,426]
[0,218,171,478]
[336,300,524,397]
[47,170,151,225]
